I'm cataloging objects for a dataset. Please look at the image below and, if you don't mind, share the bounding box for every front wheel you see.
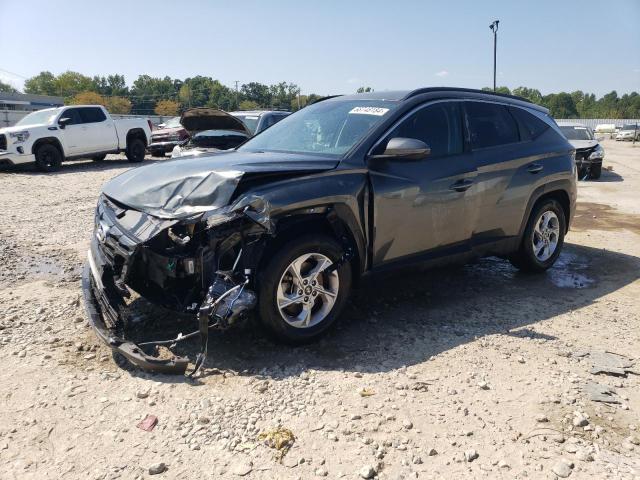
[509,199,566,273]
[257,234,352,344]
[126,138,146,163]
[35,144,63,172]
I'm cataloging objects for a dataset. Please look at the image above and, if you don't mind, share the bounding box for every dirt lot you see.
[0,140,639,480]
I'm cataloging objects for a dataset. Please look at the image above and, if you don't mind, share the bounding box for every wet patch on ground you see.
[573,202,640,235]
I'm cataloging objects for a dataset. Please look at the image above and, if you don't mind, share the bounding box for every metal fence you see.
[2,108,639,131]
[0,109,170,128]
[556,118,640,130]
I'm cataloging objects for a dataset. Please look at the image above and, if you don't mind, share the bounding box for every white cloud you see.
[435,70,449,77]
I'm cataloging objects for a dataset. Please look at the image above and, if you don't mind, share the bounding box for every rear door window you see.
[385,102,463,157]
[465,101,519,149]
[509,107,549,141]
[79,107,107,124]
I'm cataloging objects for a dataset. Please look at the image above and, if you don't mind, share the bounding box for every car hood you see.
[102,150,339,219]
[569,139,599,150]
[180,108,250,136]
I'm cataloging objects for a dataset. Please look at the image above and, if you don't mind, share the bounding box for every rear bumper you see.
[0,151,36,166]
[81,241,189,374]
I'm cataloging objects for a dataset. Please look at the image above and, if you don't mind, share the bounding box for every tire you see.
[590,163,602,180]
[509,198,566,273]
[257,234,352,344]
[35,144,63,172]
[125,138,146,163]
[92,154,107,162]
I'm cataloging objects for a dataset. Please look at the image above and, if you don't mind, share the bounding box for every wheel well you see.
[536,189,571,231]
[257,213,361,282]
[31,137,64,157]
[126,128,147,147]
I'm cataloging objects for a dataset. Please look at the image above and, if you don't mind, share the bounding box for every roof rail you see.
[404,87,532,104]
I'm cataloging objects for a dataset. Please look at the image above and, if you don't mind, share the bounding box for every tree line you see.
[1,71,639,118]
[1,71,320,115]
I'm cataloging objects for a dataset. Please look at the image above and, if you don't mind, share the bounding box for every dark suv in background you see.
[83,87,576,373]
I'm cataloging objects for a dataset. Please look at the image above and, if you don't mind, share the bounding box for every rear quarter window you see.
[465,101,519,149]
[509,107,549,141]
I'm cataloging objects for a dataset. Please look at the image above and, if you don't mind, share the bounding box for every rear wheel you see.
[257,234,351,344]
[35,144,63,172]
[126,138,146,163]
[590,163,602,180]
[509,198,566,273]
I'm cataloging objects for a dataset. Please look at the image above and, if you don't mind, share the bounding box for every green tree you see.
[130,75,180,113]
[24,71,57,95]
[357,87,373,93]
[238,100,260,110]
[241,82,271,107]
[512,87,543,104]
[54,71,94,98]
[543,93,578,118]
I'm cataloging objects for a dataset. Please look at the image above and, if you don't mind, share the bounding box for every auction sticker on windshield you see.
[349,106,390,116]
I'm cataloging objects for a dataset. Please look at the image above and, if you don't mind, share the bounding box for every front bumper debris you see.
[81,246,190,374]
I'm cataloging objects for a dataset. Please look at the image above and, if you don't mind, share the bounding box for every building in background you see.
[0,92,64,111]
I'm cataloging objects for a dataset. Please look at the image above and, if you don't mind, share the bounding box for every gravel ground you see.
[0,141,639,479]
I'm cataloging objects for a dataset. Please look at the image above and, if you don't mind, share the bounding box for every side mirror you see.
[371,137,431,160]
[58,117,70,129]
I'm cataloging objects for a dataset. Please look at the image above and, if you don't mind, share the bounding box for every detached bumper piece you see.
[81,246,190,375]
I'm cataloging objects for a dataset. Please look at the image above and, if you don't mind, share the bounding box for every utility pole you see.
[489,20,499,92]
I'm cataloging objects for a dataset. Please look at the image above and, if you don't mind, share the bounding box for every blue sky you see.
[1,0,638,96]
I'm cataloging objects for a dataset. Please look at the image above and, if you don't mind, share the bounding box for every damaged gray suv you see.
[82,88,577,374]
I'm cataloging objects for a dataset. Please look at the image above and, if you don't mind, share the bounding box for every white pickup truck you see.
[0,105,152,171]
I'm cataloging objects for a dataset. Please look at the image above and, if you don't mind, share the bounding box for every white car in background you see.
[615,124,639,141]
[0,105,152,171]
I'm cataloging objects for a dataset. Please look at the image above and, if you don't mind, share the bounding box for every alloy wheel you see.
[276,253,339,329]
[532,210,560,262]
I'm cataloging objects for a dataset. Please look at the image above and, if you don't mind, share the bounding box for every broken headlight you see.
[589,145,604,160]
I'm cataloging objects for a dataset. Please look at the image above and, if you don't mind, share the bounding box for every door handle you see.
[527,163,543,174]
[449,179,474,192]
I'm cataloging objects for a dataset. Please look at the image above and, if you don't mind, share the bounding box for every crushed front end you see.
[81,193,265,375]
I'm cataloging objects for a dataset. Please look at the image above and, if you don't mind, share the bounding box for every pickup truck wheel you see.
[509,198,566,273]
[92,154,107,162]
[257,234,351,344]
[35,144,63,172]
[126,138,146,163]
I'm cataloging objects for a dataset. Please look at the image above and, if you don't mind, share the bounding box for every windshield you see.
[232,114,260,134]
[559,126,594,141]
[162,117,182,129]
[622,124,638,131]
[15,109,60,127]
[239,100,397,157]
